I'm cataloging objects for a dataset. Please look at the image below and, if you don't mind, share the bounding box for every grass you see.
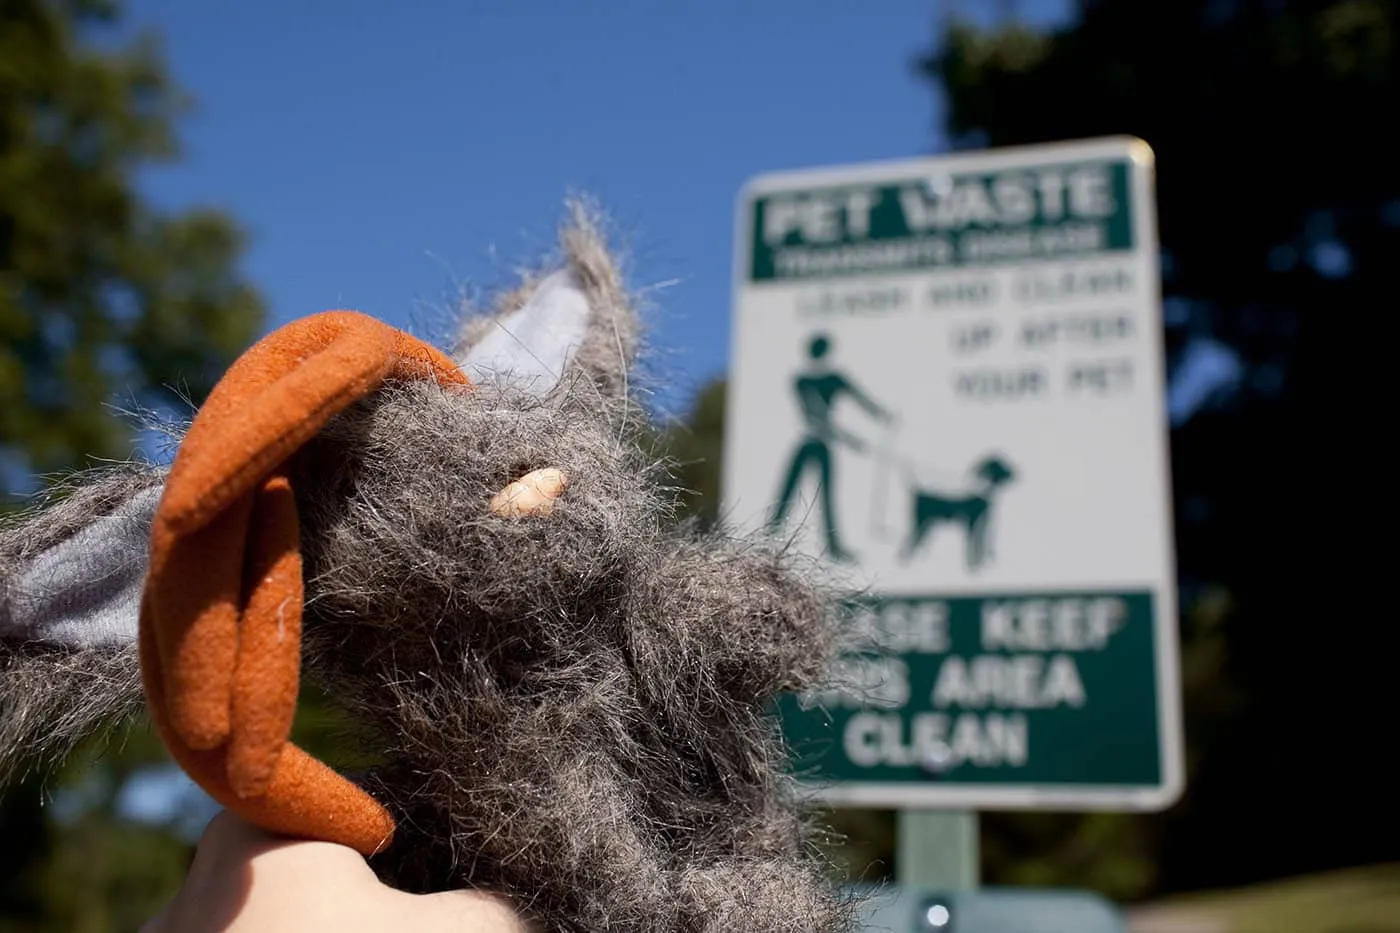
[1126,862,1400,933]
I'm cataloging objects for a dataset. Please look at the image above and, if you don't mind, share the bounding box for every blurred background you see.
[0,0,1392,930]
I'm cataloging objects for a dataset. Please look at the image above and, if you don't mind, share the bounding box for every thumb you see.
[143,812,385,933]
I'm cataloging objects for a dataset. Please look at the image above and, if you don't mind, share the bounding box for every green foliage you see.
[1,0,265,928]
[1126,862,1400,933]
[0,724,203,933]
[15,737,195,933]
[655,378,727,527]
[1,0,264,486]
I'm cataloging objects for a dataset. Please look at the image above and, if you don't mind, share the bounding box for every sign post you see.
[722,137,1183,888]
[899,810,979,889]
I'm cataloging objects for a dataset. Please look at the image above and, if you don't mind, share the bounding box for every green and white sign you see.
[722,137,1183,810]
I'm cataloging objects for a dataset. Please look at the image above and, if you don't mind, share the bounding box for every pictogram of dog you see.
[899,455,1016,570]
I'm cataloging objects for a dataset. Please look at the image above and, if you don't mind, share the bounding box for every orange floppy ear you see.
[139,311,469,855]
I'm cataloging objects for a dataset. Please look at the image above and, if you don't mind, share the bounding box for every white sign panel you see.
[723,137,1183,810]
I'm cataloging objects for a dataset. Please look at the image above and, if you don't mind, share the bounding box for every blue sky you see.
[100,0,1259,829]
[123,0,1074,418]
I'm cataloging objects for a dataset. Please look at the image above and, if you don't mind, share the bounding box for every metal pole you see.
[897,810,980,890]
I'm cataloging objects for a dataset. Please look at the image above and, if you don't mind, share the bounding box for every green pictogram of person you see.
[767,333,893,562]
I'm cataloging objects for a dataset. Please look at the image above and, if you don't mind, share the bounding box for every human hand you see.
[141,812,531,933]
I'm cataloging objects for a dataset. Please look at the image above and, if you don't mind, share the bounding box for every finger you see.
[141,811,367,933]
[407,890,535,932]
[227,471,302,798]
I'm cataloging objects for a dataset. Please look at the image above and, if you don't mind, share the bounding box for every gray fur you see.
[0,644,143,785]
[0,205,858,931]
[454,201,641,408]
[3,484,161,647]
[1,464,164,780]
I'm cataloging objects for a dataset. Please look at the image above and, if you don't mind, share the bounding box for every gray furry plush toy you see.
[0,205,859,932]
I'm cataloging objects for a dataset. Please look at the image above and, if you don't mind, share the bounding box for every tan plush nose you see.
[490,467,569,517]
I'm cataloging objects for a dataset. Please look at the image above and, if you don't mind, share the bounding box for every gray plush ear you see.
[1,481,161,649]
[455,204,641,404]
[1,470,161,784]
[457,268,593,399]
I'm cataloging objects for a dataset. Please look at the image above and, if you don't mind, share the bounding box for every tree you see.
[655,378,727,528]
[1,0,264,492]
[1,0,265,927]
[920,0,1397,897]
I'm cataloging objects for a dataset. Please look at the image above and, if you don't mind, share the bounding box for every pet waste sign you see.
[722,137,1183,810]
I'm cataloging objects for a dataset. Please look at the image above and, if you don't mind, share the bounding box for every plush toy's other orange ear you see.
[139,311,469,856]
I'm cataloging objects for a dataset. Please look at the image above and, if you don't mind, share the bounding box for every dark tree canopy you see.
[1,0,264,491]
[658,378,727,528]
[921,0,1396,895]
